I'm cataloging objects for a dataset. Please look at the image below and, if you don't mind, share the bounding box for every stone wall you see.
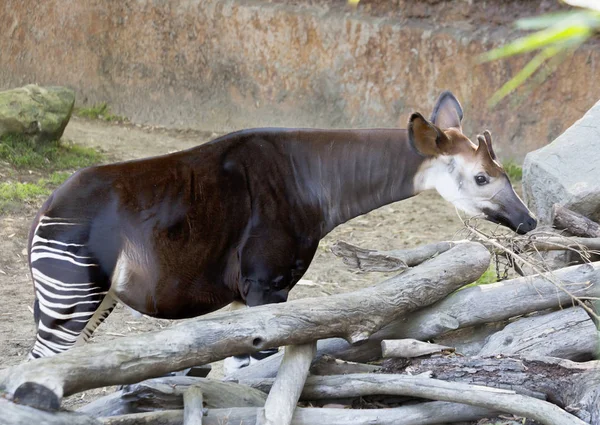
[1,0,598,160]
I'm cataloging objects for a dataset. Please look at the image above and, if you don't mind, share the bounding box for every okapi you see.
[27,92,536,370]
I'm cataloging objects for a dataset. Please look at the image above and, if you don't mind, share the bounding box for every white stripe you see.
[32,268,98,289]
[36,334,71,352]
[35,282,106,300]
[58,324,80,336]
[32,234,85,247]
[30,251,98,267]
[36,291,101,310]
[36,296,95,320]
[40,216,80,223]
[31,245,92,260]
[38,321,79,343]
[31,341,57,357]
[37,221,78,227]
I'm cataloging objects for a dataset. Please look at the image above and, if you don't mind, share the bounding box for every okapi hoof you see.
[13,382,60,411]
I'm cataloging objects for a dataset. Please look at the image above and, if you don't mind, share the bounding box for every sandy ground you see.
[0,117,483,409]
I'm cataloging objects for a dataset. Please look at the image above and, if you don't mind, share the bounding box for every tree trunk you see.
[228,261,600,380]
[477,307,599,360]
[0,242,490,408]
[383,355,600,424]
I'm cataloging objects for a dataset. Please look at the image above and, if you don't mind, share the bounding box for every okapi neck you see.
[306,129,426,236]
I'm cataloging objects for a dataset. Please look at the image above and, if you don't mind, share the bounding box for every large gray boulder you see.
[0,84,75,143]
[523,99,600,224]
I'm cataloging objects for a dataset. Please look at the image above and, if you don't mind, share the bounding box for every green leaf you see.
[515,11,593,30]
[487,35,587,107]
[479,24,592,62]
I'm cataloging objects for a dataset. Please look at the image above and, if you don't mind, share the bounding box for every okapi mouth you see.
[482,208,536,235]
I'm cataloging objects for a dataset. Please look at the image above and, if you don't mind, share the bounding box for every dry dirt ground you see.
[0,117,490,409]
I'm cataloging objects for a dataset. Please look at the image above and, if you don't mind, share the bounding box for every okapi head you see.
[409,91,537,234]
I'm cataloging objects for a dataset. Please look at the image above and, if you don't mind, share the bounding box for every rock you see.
[523,99,600,224]
[0,84,75,143]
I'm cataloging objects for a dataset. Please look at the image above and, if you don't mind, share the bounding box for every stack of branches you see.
[1,206,599,425]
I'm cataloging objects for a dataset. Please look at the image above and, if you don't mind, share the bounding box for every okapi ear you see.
[430,91,463,130]
[408,112,452,157]
[483,130,497,160]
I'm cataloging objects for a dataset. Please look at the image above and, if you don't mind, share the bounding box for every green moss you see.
[503,161,523,182]
[0,181,51,202]
[0,134,102,170]
[0,173,73,213]
[462,264,498,289]
[75,103,127,122]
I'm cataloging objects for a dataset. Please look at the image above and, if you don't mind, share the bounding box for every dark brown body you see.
[35,128,423,319]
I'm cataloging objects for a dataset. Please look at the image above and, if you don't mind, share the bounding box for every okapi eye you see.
[475,174,488,186]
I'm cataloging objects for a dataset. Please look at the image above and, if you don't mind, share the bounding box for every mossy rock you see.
[0,84,75,143]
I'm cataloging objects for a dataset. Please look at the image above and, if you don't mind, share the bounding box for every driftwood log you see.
[0,242,490,410]
[99,402,499,425]
[0,397,101,425]
[553,204,600,238]
[228,261,600,380]
[477,306,599,360]
[309,356,381,375]
[78,377,267,417]
[256,343,316,425]
[388,355,600,424]
[182,386,203,425]
[381,339,454,358]
[240,373,587,425]
[331,240,457,272]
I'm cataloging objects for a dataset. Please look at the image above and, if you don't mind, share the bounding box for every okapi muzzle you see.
[26,90,536,368]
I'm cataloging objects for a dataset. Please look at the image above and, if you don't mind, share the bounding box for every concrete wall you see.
[1,0,599,160]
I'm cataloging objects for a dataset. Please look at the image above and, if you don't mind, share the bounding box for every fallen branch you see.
[0,397,100,425]
[256,343,316,425]
[0,242,490,408]
[99,402,498,425]
[387,355,600,424]
[381,339,453,358]
[310,356,381,375]
[229,261,600,380]
[78,376,267,417]
[241,374,586,425]
[183,386,203,425]
[331,240,457,272]
[553,204,600,238]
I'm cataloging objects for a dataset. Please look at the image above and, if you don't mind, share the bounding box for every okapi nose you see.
[517,215,537,234]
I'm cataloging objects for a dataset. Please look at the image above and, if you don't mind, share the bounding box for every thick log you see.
[183,386,203,425]
[478,307,599,360]
[256,343,316,425]
[78,377,267,417]
[100,402,497,425]
[228,261,600,380]
[331,240,457,272]
[387,355,600,424]
[0,397,101,425]
[381,339,454,358]
[553,204,600,238]
[0,243,490,406]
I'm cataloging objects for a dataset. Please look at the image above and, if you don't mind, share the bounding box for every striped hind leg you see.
[28,216,114,359]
